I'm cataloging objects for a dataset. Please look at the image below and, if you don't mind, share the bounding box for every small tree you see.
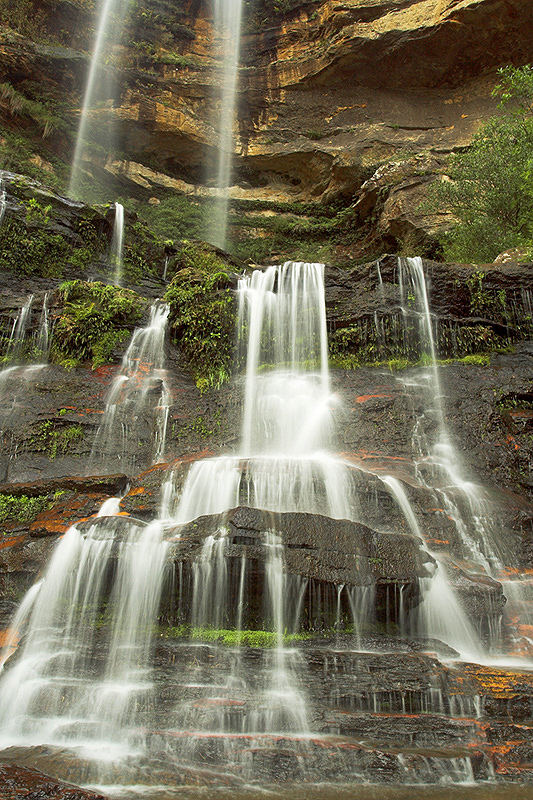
[435,65,533,263]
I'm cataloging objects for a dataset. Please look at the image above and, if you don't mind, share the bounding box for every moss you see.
[163,241,236,389]
[0,489,65,526]
[121,219,166,283]
[330,352,501,372]
[160,625,311,648]
[29,420,84,459]
[52,280,143,368]
[0,216,70,277]
[0,81,71,138]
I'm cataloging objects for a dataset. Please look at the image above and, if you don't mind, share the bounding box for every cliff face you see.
[1,0,532,258]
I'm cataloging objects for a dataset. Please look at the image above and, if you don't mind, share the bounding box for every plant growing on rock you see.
[163,241,236,390]
[433,65,533,263]
[52,280,143,368]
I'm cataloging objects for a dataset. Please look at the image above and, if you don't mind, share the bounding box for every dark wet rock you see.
[0,538,56,618]
[325,256,533,338]
[0,760,108,799]
[0,474,128,498]
[447,566,506,623]
[168,505,435,592]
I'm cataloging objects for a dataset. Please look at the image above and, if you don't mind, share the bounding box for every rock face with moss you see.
[1,1,533,262]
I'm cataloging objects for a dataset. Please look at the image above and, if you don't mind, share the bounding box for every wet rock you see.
[169,505,436,587]
[0,760,108,799]
[0,474,128,498]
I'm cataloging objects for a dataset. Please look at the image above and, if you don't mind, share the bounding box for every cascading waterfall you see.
[396,256,523,652]
[69,0,129,198]
[0,260,518,790]
[110,201,124,285]
[89,303,170,472]
[0,293,51,436]
[0,512,168,773]
[208,0,243,249]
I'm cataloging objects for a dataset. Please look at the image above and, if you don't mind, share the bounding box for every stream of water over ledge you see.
[0,260,532,793]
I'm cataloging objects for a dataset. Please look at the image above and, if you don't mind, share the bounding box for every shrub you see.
[433,65,533,262]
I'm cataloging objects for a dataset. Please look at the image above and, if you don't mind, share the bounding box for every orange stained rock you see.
[463,664,533,696]
[29,519,69,534]
[0,535,26,550]
[354,394,393,403]
[128,487,146,496]
[0,627,19,664]
[0,628,19,648]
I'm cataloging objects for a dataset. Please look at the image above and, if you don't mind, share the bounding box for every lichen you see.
[29,420,84,459]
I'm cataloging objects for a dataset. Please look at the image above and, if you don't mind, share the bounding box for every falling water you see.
[164,263,352,524]
[0,260,511,789]
[0,294,51,435]
[89,303,170,471]
[382,475,482,659]
[208,0,243,248]
[0,513,168,770]
[396,257,513,651]
[110,202,124,285]
[35,291,51,359]
[5,294,34,363]
[69,0,129,198]
[0,177,6,225]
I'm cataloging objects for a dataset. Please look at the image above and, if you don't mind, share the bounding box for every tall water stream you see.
[208,0,243,249]
[110,201,124,285]
[69,0,129,198]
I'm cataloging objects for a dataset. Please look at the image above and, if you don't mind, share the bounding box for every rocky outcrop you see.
[2,0,533,260]
[170,504,435,582]
[0,761,107,800]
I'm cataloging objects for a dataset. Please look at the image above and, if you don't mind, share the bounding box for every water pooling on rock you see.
[0,260,531,792]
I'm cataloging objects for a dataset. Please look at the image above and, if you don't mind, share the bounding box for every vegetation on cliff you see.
[52,279,143,369]
[163,241,235,391]
[434,65,533,262]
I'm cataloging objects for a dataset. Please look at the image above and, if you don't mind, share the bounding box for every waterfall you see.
[0,177,6,225]
[110,202,124,285]
[89,303,170,472]
[0,294,51,437]
[69,0,129,198]
[0,260,513,787]
[208,0,243,249]
[0,513,168,762]
[165,263,353,523]
[396,257,514,652]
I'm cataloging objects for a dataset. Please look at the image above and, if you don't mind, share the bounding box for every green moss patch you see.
[160,626,311,648]
[29,420,84,459]
[0,489,65,527]
[163,241,236,391]
[52,280,144,368]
